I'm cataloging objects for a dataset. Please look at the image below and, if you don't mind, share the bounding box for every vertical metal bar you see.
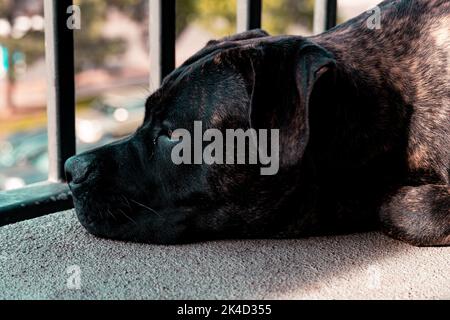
[44,0,76,182]
[313,0,337,35]
[237,0,262,33]
[149,0,176,92]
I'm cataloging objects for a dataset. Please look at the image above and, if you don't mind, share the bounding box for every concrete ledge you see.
[0,210,449,299]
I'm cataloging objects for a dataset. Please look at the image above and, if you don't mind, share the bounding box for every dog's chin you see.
[74,204,131,240]
[70,193,139,241]
[69,184,141,240]
[72,197,190,244]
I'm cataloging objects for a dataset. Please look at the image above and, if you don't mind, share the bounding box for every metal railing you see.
[0,0,337,225]
[44,0,76,182]
[237,0,262,33]
[314,0,337,34]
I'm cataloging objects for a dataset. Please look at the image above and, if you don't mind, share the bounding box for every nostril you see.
[64,155,94,185]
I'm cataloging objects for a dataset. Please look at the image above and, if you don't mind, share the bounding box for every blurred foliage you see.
[187,0,314,37]
[176,0,197,36]
[0,0,132,72]
[263,0,315,34]
[190,0,235,36]
[0,0,7,13]
[0,32,44,79]
[0,0,44,79]
[0,0,315,72]
[73,0,127,71]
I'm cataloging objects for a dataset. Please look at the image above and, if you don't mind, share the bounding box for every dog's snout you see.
[65,155,94,185]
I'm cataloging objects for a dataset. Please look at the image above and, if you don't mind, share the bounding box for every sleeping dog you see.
[65,0,450,246]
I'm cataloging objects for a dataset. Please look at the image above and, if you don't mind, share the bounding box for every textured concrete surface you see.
[0,209,449,300]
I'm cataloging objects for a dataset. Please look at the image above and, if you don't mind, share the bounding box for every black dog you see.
[65,0,449,246]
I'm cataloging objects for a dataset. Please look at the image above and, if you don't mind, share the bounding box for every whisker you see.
[99,208,106,219]
[118,208,137,225]
[106,208,117,221]
[120,194,132,209]
[130,199,162,218]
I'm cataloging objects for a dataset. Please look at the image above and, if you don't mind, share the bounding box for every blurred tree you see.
[0,0,45,113]
[192,0,235,36]
[176,0,197,36]
[0,0,315,112]
[73,0,126,71]
[263,0,315,34]
[0,0,129,111]
[187,0,315,37]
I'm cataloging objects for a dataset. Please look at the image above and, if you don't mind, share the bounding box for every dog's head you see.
[65,30,336,243]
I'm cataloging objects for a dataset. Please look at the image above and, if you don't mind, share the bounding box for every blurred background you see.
[0,0,380,190]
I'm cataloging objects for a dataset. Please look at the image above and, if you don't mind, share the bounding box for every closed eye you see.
[155,128,175,144]
[161,128,172,137]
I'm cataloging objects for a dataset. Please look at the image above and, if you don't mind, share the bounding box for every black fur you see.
[65,0,450,246]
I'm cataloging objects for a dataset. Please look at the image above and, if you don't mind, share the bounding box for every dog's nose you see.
[64,155,94,184]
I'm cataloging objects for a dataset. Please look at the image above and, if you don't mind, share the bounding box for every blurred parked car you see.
[0,129,47,169]
[0,93,145,191]
[0,129,115,191]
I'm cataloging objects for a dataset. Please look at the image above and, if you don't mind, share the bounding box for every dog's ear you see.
[206,29,269,47]
[244,38,336,168]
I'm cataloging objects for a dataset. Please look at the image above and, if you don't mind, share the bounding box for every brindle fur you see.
[65,0,450,246]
